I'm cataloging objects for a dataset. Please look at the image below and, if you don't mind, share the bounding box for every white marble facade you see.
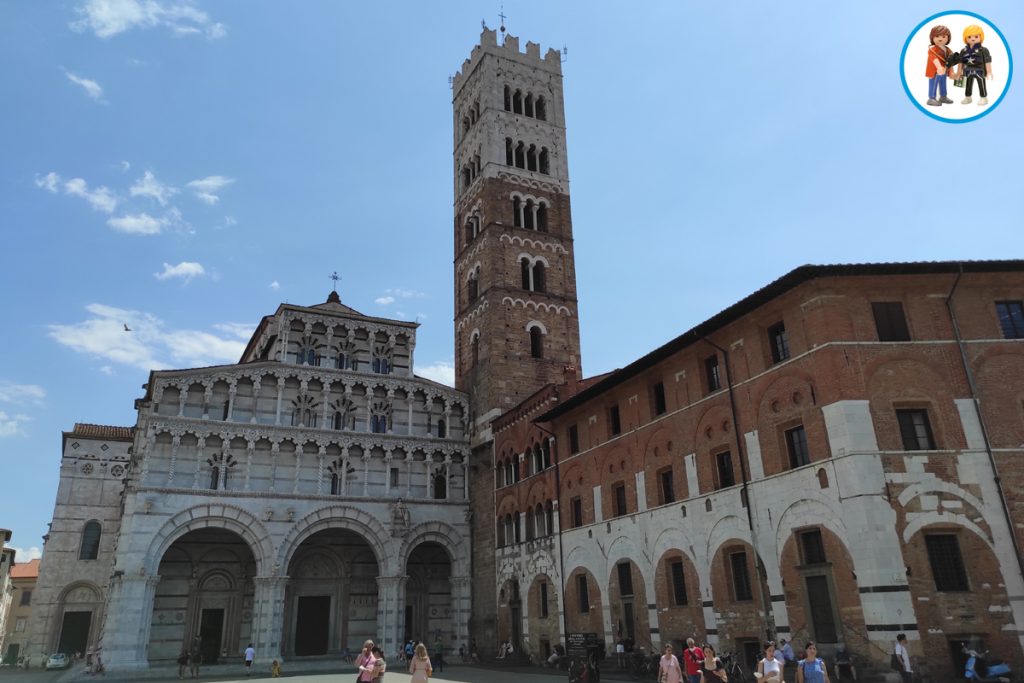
[38,295,472,670]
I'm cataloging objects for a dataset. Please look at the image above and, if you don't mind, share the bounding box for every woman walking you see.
[356,640,377,683]
[757,642,784,683]
[409,643,433,683]
[659,643,684,683]
[700,644,727,682]
[795,642,830,683]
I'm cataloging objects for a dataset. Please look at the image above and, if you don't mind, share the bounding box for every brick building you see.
[490,262,1024,678]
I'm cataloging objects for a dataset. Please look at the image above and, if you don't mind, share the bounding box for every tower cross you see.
[330,271,340,292]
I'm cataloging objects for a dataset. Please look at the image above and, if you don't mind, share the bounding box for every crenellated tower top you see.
[452,29,562,96]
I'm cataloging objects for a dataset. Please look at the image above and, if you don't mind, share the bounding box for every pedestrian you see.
[683,638,705,683]
[658,643,684,683]
[894,634,912,683]
[758,641,784,683]
[700,644,726,682]
[371,646,387,682]
[433,639,445,673]
[243,643,255,677]
[409,643,433,683]
[356,640,377,683]
[177,649,189,679]
[189,636,202,679]
[795,642,830,683]
[617,640,626,669]
[405,640,415,662]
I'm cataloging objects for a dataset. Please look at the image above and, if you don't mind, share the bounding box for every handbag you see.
[890,653,902,671]
[953,75,965,88]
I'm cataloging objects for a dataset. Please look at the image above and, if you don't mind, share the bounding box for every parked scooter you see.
[964,644,1011,682]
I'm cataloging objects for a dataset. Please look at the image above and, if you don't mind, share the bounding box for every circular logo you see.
[900,11,1013,122]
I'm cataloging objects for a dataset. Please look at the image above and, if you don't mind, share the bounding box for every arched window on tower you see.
[526,145,538,172]
[513,196,522,227]
[539,147,550,175]
[513,511,522,543]
[471,332,480,368]
[296,336,319,365]
[505,137,514,166]
[535,503,545,536]
[521,258,531,290]
[536,96,547,121]
[542,440,552,469]
[525,508,535,541]
[524,200,535,230]
[514,142,525,169]
[545,500,554,535]
[462,116,470,135]
[532,262,547,293]
[331,397,355,431]
[504,85,511,111]
[533,444,544,473]
[438,418,447,438]
[513,89,523,114]
[537,202,548,232]
[432,469,447,499]
[330,472,340,495]
[290,395,320,428]
[467,272,478,304]
[525,93,534,118]
[462,166,472,192]
[206,450,235,490]
[530,326,545,359]
[79,521,101,560]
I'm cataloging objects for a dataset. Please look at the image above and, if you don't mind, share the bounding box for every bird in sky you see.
[123,323,132,332]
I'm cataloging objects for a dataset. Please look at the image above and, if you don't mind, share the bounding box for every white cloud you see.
[386,288,427,299]
[0,411,32,438]
[8,546,42,562]
[99,365,114,375]
[65,71,104,101]
[154,261,205,282]
[35,172,61,193]
[130,170,178,205]
[268,280,280,290]
[0,382,46,404]
[375,296,395,306]
[71,0,227,40]
[417,361,455,387]
[212,322,254,340]
[64,177,117,213]
[223,215,237,226]
[49,303,247,371]
[186,175,234,204]
[107,212,165,234]
[120,160,131,172]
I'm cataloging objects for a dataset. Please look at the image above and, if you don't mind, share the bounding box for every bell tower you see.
[452,28,583,438]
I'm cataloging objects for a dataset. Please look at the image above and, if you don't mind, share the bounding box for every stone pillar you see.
[167,434,180,486]
[450,576,472,656]
[251,378,262,425]
[251,576,289,665]
[102,574,161,670]
[275,377,285,425]
[376,576,407,661]
[227,382,237,421]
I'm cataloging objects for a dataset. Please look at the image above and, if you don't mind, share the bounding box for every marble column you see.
[251,576,289,665]
[376,576,408,662]
[450,576,472,656]
[101,573,162,671]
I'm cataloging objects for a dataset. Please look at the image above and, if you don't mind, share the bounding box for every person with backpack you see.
[795,642,830,683]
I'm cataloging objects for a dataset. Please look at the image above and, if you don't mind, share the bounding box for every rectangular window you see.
[570,496,583,528]
[540,581,549,617]
[389,467,399,488]
[617,562,634,596]
[800,529,827,565]
[659,468,675,504]
[613,483,628,517]
[925,534,969,591]
[897,409,937,450]
[705,355,721,393]
[716,451,735,489]
[15,617,26,632]
[19,589,31,606]
[996,301,1024,339]
[568,424,580,454]
[785,425,811,468]
[652,382,667,416]
[730,550,753,601]
[872,301,911,342]
[609,405,622,436]
[577,574,590,613]
[670,560,688,606]
[768,321,790,363]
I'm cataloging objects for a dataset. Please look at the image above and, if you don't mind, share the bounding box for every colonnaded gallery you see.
[27,29,1024,677]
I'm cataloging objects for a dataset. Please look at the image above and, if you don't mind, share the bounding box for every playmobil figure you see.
[956,24,993,105]
[925,25,954,106]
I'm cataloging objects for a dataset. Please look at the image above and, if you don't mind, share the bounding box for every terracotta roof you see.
[11,558,40,579]
[68,423,135,441]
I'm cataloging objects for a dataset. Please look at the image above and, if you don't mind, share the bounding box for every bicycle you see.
[718,652,746,682]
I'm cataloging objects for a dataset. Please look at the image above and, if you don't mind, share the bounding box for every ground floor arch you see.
[148,527,257,664]
[404,542,453,645]
[54,582,104,657]
[526,573,561,661]
[283,527,379,657]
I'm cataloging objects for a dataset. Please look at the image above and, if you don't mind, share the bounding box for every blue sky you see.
[1,1,1021,558]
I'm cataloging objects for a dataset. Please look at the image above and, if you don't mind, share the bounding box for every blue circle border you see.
[900,10,1013,123]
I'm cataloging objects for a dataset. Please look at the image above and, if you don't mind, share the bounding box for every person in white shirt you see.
[243,643,255,677]
[894,634,912,683]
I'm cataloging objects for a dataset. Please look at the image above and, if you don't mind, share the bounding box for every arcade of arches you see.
[145,525,457,664]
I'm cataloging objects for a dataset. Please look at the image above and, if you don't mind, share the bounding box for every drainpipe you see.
[533,421,570,654]
[945,265,1024,584]
[703,337,773,642]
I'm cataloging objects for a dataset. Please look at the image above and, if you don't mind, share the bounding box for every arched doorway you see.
[148,528,257,664]
[498,577,523,651]
[405,542,452,644]
[284,528,379,657]
[54,583,103,657]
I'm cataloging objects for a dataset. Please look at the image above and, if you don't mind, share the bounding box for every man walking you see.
[243,643,255,677]
[682,638,704,683]
[894,634,912,683]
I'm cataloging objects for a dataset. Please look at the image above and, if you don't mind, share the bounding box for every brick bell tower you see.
[452,28,583,440]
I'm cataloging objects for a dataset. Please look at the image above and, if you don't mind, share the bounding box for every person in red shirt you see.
[682,638,705,683]
[924,25,954,107]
